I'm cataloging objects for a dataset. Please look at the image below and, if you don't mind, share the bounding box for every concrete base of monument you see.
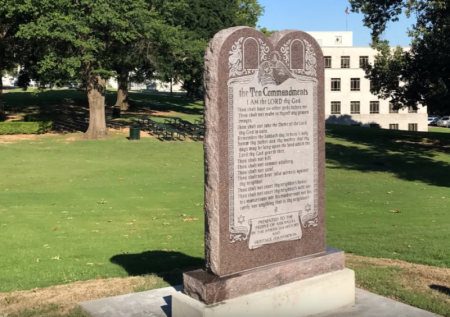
[183,247,345,305]
[172,268,355,317]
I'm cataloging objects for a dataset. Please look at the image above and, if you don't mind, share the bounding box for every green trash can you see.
[129,126,140,141]
[112,107,121,118]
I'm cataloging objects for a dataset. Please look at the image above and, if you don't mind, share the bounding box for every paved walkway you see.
[79,287,441,317]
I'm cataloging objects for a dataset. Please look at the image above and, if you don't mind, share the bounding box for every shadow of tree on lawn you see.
[326,124,450,188]
[430,284,450,297]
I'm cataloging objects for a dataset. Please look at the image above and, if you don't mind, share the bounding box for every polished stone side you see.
[183,247,344,305]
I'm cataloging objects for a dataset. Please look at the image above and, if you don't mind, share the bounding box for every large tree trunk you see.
[83,75,109,140]
[0,72,5,121]
[116,72,129,111]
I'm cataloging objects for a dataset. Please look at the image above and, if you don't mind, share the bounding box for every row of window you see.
[324,56,369,69]
[352,123,418,131]
[331,78,362,91]
[331,101,418,114]
[391,123,418,131]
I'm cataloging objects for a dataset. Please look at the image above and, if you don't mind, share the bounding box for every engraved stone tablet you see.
[204,27,325,276]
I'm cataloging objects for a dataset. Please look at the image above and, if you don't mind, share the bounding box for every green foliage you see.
[349,0,450,113]
[155,0,265,98]
[16,0,155,87]
[0,121,52,134]
[259,27,276,37]
[235,0,265,28]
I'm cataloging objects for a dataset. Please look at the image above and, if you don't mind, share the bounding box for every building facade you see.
[307,32,428,132]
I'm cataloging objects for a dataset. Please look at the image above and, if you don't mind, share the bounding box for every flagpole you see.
[345,7,349,31]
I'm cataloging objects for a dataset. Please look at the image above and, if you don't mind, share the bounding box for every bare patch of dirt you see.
[0,275,162,315]
[347,254,450,303]
[64,135,82,143]
[123,109,184,118]
[0,134,53,144]
[150,110,181,117]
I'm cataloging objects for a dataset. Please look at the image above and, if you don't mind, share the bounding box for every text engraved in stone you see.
[228,62,318,249]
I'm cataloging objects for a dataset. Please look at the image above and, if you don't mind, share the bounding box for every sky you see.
[257,0,415,47]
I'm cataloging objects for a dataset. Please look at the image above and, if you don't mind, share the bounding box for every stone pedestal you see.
[183,247,344,305]
[173,268,355,317]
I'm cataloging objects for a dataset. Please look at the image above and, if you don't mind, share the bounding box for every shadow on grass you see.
[4,89,203,122]
[326,124,450,188]
[110,251,203,286]
[129,93,203,116]
[430,284,450,297]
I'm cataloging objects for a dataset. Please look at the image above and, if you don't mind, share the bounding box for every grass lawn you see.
[2,91,450,316]
[2,88,203,124]
[326,125,450,267]
[429,126,450,133]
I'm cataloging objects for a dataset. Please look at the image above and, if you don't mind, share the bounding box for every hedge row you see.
[0,122,53,135]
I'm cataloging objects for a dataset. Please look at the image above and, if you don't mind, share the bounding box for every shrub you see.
[0,122,53,135]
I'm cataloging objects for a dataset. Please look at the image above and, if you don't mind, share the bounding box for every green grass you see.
[0,133,205,293]
[2,90,450,315]
[325,125,450,267]
[2,88,203,123]
[429,127,450,133]
[352,265,450,316]
[8,306,90,317]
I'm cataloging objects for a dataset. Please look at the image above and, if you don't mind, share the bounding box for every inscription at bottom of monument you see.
[248,211,302,249]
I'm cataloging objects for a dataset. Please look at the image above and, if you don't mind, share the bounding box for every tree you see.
[349,0,450,113]
[235,0,265,28]
[17,0,154,139]
[161,0,265,98]
[259,27,276,37]
[0,0,23,121]
[112,0,187,110]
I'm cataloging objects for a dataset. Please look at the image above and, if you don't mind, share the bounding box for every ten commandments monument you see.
[173,27,355,317]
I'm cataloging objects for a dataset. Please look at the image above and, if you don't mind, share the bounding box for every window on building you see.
[370,124,380,129]
[389,103,399,113]
[389,124,399,130]
[341,56,350,68]
[359,56,369,68]
[370,101,379,114]
[331,78,341,91]
[351,78,360,91]
[350,101,360,114]
[408,106,417,113]
[324,56,331,68]
[331,102,341,114]
[408,123,418,131]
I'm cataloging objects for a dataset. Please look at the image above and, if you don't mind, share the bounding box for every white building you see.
[1,75,15,87]
[106,77,184,93]
[307,31,428,132]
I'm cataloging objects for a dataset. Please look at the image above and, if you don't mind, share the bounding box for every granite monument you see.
[173,26,355,317]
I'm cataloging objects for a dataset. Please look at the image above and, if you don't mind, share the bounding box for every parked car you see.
[437,116,450,127]
[428,116,439,126]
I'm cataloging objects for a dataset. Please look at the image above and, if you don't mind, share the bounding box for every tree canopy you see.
[16,0,157,138]
[0,0,27,120]
[349,0,450,113]
[0,0,265,137]
[157,0,266,98]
